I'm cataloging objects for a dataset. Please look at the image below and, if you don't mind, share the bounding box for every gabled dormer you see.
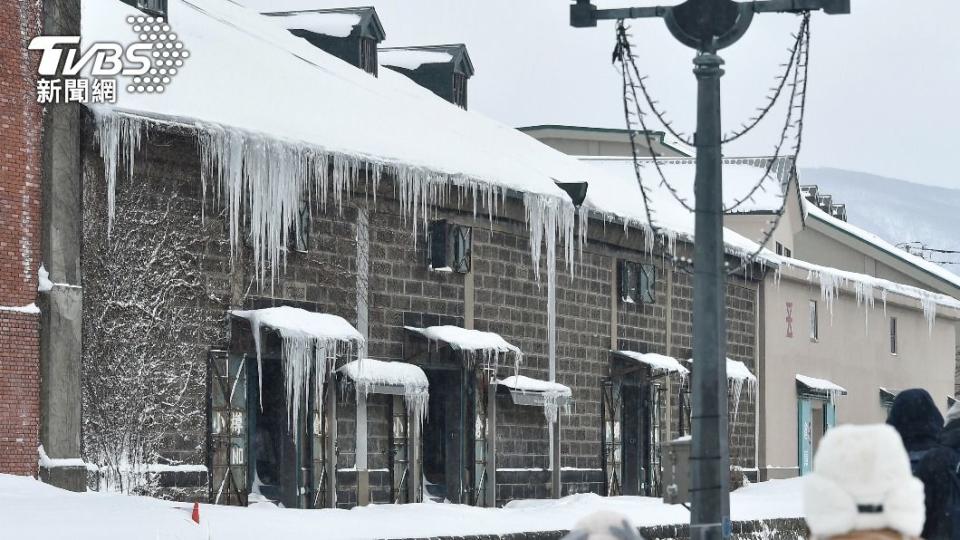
[262,7,385,76]
[120,0,167,18]
[379,44,475,108]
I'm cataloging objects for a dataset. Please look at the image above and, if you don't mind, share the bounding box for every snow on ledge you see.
[406,325,522,361]
[498,375,571,397]
[0,303,40,315]
[230,306,363,430]
[615,351,690,376]
[796,374,847,403]
[264,12,361,38]
[340,359,429,423]
[380,49,454,70]
[38,445,87,470]
[498,375,571,423]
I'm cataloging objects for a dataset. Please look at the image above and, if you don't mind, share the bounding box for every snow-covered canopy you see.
[405,325,522,366]
[614,350,690,377]
[339,359,429,423]
[498,375,571,423]
[796,374,847,402]
[263,11,360,38]
[379,49,453,70]
[230,306,363,430]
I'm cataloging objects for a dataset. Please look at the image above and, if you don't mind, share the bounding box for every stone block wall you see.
[79,117,760,505]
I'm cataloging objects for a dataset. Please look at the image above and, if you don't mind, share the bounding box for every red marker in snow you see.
[191,502,200,524]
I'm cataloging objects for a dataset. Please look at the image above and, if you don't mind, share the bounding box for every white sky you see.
[243,0,960,189]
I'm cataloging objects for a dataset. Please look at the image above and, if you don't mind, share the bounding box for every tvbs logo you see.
[29,15,189,104]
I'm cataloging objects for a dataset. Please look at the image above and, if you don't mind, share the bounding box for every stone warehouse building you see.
[8,0,769,509]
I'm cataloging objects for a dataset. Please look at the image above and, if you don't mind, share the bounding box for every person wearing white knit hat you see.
[561,511,645,540]
[804,424,925,539]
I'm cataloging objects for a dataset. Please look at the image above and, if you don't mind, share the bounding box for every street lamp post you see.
[570,1,849,538]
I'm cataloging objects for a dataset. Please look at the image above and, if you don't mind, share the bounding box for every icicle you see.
[93,111,143,235]
[920,294,937,335]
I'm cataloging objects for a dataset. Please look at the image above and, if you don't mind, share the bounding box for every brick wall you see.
[80,117,760,504]
[0,1,42,476]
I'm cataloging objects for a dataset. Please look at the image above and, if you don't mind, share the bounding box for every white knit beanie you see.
[946,400,960,424]
[562,512,644,540]
[804,424,925,538]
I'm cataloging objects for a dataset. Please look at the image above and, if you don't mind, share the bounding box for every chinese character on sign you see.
[64,78,89,103]
[91,78,117,104]
[36,79,62,104]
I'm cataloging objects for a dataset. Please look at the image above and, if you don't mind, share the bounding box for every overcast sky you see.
[243,0,960,189]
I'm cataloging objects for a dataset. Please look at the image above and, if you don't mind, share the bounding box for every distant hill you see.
[799,168,960,269]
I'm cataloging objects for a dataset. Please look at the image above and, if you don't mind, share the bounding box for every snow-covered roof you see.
[379,48,453,70]
[340,358,429,422]
[796,374,847,395]
[83,0,604,204]
[230,306,363,344]
[803,198,960,292]
[498,375,572,397]
[724,359,758,383]
[405,325,521,357]
[262,11,361,38]
[340,358,428,392]
[613,351,689,376]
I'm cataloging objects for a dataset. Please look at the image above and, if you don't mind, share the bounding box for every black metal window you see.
[291,200,310,253]
[452,73,468,109]
[207,350,248,506]
[890,317,898,355]
[120,0,167,17]
[428,220,471,273]
[359,38,378,76]
[619,260,656,304]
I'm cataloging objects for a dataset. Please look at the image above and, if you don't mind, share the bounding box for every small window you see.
[359,38,378,75]
[452,73,468,109]
[427,220,471,274]
[121,0,167,17]
[809,300,818,341]
[776,242,784,256]
[619,260,656,305]
[890,317,898,355]
[291,200,310,253]
[783,246,792,258]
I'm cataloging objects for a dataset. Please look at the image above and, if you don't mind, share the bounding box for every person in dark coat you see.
[887,388,956,539]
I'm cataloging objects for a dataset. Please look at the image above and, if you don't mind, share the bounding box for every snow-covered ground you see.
[1,473,804,539]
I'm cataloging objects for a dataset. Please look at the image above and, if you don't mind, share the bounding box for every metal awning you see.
[339,358,429,397]
[796,374,847,401]
[612,350,689,377]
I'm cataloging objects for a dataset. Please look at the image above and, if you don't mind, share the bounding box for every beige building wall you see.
[726,180,805,255]
[759,270,957,479]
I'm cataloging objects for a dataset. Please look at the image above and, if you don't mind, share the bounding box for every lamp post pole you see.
[570,1,849,538]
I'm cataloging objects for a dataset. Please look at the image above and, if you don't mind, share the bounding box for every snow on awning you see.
[498,375,571,423]
[340,359,429,422]
[230,306,363,429]
[796,374,847,402]
[613,351,690,377]
[405,325,522,364]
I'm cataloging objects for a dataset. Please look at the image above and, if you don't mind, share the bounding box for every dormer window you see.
[380,44,475,108]
[262,7,385,76]
[122,0,167,17]
[452,73,468,109]
[359,38,378,76]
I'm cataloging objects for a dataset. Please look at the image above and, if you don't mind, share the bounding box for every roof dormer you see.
[263,7,385,76]
[379,44,474,108]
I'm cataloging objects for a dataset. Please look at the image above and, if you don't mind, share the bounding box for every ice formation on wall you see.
[230,307,363,430]
[340,359,429,425]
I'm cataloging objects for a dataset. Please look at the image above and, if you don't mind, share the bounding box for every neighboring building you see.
[519,125,691,159]
[578,155,960,482]
[0,1,42,479]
